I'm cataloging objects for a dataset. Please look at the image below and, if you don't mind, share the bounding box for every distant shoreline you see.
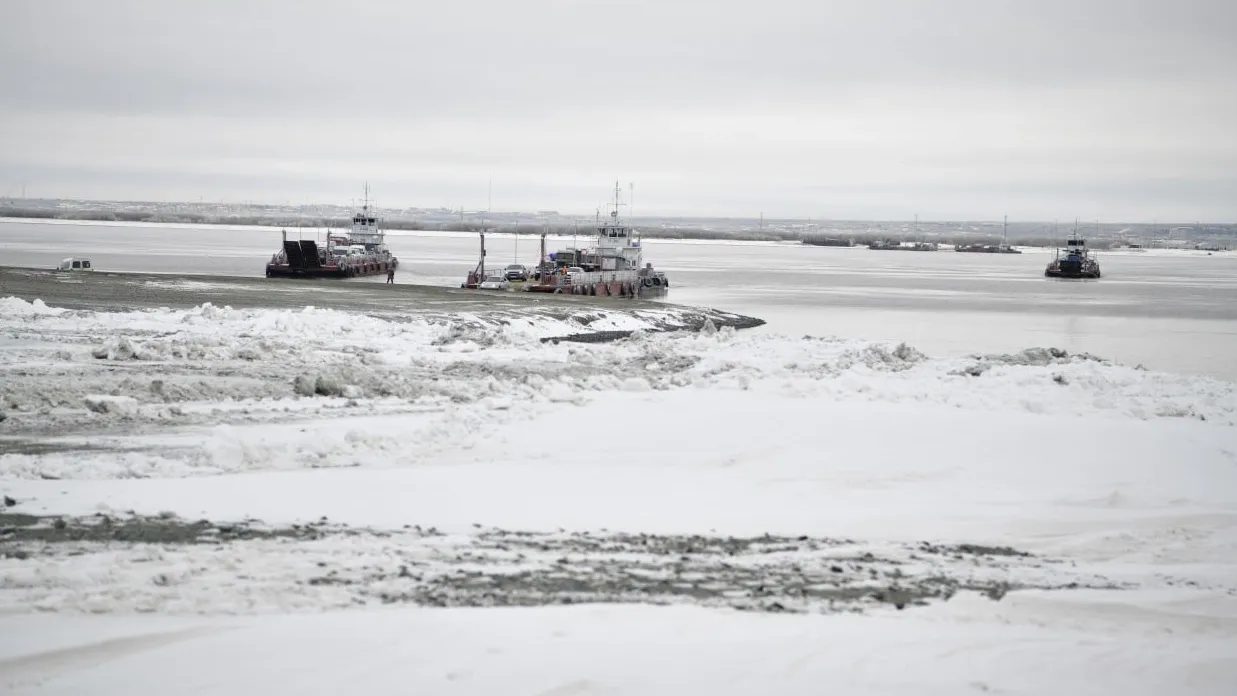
[1,206,808,243]
[2,205,1231,250]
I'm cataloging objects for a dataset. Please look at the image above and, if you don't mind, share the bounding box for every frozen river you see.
[2,217,1235,378]
[4,217,1237,694]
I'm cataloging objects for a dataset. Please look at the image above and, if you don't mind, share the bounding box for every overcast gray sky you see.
[2,0,1234,220]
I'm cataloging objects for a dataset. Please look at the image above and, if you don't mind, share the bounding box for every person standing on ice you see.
[386,266,395,284]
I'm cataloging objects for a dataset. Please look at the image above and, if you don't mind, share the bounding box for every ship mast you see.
[630,182,639,244]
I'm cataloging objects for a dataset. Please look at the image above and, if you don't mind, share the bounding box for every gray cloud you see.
[2,0,1234,220]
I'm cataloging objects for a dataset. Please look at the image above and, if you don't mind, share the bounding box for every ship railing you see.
[559,270,639,286]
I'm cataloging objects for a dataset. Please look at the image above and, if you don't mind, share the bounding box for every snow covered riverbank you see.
[2,296,1236,694]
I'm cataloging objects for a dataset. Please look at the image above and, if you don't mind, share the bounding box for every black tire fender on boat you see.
[652,277,662,286]
[641,277,653,288]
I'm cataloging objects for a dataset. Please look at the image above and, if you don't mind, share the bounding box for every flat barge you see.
[265,185,398,279]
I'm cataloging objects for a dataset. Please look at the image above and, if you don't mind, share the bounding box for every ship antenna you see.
[482,177,490,248]
[633,182,643,244]
[630,182,639,243]
[611,180,620,222]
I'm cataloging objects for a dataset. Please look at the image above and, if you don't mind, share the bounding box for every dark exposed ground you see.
[0,266,623,313]
[0,266,764,340]
[1,267,743,319]
[0,511,1127,615]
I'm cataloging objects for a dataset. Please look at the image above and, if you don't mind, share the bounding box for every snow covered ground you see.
[2,296,1236,694]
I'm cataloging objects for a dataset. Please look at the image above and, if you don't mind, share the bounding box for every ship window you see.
[72,261,81,268]
[82,260,91,268]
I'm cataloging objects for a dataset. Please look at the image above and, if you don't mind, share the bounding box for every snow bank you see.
[2,599,1234,696]
[2,299,1235,481]
[82,395,139,416]
[0,296,65,317]
[12,392,1236,552]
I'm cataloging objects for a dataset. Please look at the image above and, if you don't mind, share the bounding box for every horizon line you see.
[0,196,1233,228]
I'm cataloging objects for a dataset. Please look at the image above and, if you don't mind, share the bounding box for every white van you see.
[56,257,94,271]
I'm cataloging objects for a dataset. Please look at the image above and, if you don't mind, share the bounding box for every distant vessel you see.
[867,215,938,251]
[955,243,1021,253]
[802,235,855,247]
[1045,233,1101,279]
[869,239,938,251]
[957,216,1022,254]
[265,185,399,279]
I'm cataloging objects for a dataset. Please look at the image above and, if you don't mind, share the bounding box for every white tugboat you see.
[265,184,399,279]
[522,182,669,298]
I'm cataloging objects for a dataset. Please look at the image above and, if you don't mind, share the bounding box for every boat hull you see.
[956,246,1022,254]
[1045,256,1101,279]
[1045,268,1101,279]
[802,238,854,247]
[266,259,396,279]
[524,283,664,298]
[524,269,669,299]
